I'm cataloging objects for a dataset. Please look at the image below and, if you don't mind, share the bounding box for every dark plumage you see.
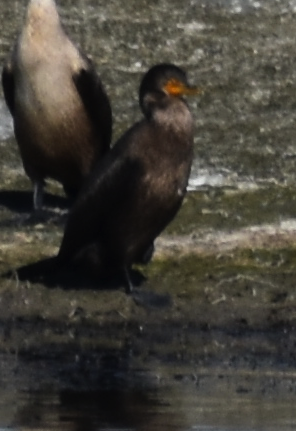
[56,63,200,292]
[2,0,112,210]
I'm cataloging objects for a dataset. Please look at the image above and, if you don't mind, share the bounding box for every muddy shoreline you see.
[1,188,296,371]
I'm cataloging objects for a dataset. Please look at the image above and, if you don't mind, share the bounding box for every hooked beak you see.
[163,78,202,97]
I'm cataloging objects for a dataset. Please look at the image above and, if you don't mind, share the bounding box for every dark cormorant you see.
[57,63,200,292]
[2,0,112,210]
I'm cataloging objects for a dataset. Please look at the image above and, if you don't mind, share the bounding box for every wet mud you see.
[1,185,296,366]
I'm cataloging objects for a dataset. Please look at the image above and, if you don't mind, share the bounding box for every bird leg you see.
[33,180,44,211]
[123,266,133,294]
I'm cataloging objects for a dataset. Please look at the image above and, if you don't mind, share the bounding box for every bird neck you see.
[152,97,194,139]
[24,0,62,39]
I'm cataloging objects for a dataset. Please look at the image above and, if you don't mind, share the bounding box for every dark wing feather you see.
[72,55,112,153]
[58,124,144,263]
[2,60,15,116]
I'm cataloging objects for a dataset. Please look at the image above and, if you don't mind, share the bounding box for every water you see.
[2,0,296,189]
[1,351,296,431]
[2,387,296,431]
[1,0,296,430]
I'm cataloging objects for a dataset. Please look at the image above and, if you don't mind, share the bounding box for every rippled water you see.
[1,1,296,430]
[1,0,296,190]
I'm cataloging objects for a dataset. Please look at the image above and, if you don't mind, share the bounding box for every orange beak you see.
[163,78,202,97]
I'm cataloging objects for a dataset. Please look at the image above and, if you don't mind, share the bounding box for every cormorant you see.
[57,63,200,292]
[2,0,112,210]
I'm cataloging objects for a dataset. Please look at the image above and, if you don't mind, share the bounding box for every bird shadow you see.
[3,257,172,308]
[0,190,70,226]
[3,256,146,292]
[0,189,172,307]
